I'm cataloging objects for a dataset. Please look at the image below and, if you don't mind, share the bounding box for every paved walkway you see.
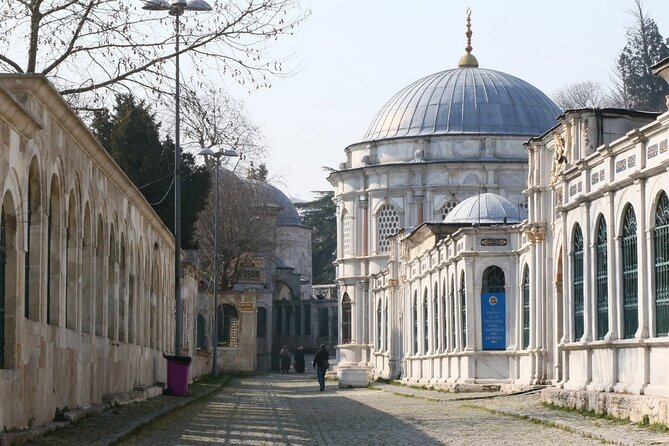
[27,374,669,446]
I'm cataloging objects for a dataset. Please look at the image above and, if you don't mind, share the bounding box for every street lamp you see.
[142,0,212,355]
[198,146,239,377]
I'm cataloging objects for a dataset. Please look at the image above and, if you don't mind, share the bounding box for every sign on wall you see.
[481,292,506,350]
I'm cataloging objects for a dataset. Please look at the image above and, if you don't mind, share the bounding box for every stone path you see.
[26,374,669,446]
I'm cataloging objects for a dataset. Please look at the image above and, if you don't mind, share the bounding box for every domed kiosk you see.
[328,12,560,388]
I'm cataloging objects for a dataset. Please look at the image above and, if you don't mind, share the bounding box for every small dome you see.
[443,193,527,224]
[257,183,304,227]
[363,67,560,141]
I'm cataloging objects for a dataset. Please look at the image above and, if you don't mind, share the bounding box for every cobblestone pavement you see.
[115,374,669,446]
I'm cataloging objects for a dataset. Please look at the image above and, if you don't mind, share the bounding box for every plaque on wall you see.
[481,238,507,246]
[240,302,254,312]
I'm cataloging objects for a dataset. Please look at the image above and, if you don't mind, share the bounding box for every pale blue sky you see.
[224,0,669,201]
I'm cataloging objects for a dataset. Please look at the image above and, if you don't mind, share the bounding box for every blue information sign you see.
[481,292,506,350]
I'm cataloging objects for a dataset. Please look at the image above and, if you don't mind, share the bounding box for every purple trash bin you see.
[164,354,192,396]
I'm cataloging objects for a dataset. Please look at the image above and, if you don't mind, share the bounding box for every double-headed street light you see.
[142,0,212,355]
[198,146,239,378]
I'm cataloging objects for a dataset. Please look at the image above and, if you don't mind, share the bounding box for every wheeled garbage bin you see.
[163,354,192,396]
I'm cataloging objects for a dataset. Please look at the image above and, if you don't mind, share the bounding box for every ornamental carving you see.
[550,132,567,185]
[387,278,398,288]
[525,227,546,244]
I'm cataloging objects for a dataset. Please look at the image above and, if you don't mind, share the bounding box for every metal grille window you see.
[318,308,329,337]
[217,304,239,347]
[295,305,302,335]
[522,266,530,349]
[196,314,207,349]
[341,293,351,343]
[376,300,382,350]
[482,266,505,293]
[412,293,418,355]
[0,208,5,368]
[572,225,585,340]
[342,211,352,256]
[595,218,608,340]
[460,273,467,349]
[433,284,439,352]
[622,206,638,339]
[440,200,459,220]
[655,192,669,336]
[377,204,399,253]
[383,302,388,351]
[423,292,428,354]
[304,304,311,335]
[442,281,447,351]
[450,278,456,350]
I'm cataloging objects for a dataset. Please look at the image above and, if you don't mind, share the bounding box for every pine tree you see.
[295,191,336,284]
[92,94,210,249]
[614,0,669,111]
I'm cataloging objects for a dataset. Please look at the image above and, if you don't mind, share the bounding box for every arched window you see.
[0,205,6,367]
[256,307,267,338]
[595,217,608,340]
[522,265,530,349]
[217,304,239,347]
[441,280,447,351]
[26,159,41,321]
[47,177,62,326]
[459,272,467,349]
[423,290,428,353]
[65,192,77,330]
[482,266,505,293]
[655,192,669,336]
[376,299,382,350]
[383,301,388,351]
[82,205,93,334]
[572,224,584,340]
[433,283,439,352]
[341,293,351,343]
[196,314,207,349]
[377,204,399,253]
[622,206,638,339]
[450,276,456,350]
[412,292,418,355]
[342,210,352,256]
[95,217,105,336]
[440,199,459,220]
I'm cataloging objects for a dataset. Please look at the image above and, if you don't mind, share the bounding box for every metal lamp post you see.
[198,146,239,377]
[142,0,212,355]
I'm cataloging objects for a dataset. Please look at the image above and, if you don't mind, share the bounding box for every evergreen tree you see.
[614,0,669,111]
[295,191,336,284]
[92,94,210,249]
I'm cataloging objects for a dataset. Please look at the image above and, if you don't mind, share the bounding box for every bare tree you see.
[551,81,614,110]
[194,168,276,293]
[181,85,266,172]
[0,0,307,105]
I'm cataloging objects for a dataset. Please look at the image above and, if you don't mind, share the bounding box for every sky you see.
[223,0,669,202]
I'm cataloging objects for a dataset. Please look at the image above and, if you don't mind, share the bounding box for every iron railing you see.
[596,219,608,340]
[573,226,584,340]
[622,207,638,339]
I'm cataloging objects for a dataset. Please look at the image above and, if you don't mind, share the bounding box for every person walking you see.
[279,345,292,373]
[312,344,329,391]
[294,344,305,374]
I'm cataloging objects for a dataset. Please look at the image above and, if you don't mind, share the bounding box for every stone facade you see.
[0,75,200,431]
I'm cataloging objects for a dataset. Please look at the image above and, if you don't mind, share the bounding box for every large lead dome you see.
[363,67,560,142]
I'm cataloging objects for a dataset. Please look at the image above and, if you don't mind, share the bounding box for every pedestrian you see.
[279,345,291,373]
[312,344,329,391]
[294,344,305,373]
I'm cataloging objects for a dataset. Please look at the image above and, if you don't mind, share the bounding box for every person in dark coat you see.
[312,344,329,391]
[279,345,291,373]
[294,344,305,373]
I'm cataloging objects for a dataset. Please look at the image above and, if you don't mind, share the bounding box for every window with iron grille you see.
[622,206,638,339]
[377,204,399,253]
[442,280,447,351]
[450,278,456,350]
[595,217,608,340]
[318,308,329,337]
[383,302,388,351]
[460,273,467,349]
[341,293,351,343]
[342,211,352,256]
[274,306,282,335]
[655,192,669,336]
[304,304,311,335]
[572,224,585,340]
[413,292,418,355]
[196,314,207,349]
[295,305,302,335]
[376,300,382,350]
[522,265,530,349]
[433,283,439,352]
[423,291,428,354]
[217,304,239,347]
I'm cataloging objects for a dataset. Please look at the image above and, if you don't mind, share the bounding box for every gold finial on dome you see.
[458,8,479,68]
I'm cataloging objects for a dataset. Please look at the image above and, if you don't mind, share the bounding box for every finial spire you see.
[458,8,479,68]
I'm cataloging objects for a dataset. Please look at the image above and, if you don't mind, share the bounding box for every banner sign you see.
[481,292,506,350]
